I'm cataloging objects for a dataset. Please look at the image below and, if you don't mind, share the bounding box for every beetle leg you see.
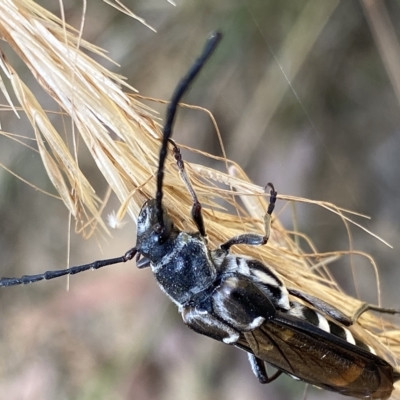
[182,275,276,343]
[220,184,277,251]
[289,288,400,325]
[288,288,352,326]
[211,275,276,330]
[351,302,400,323]
[248,354,282,384]
[182,304,240,344]
[169,139,206,238]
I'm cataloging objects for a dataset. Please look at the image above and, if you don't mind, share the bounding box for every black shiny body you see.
[133,196,399,399]
[152,231,216,305]
[0,32,398,399]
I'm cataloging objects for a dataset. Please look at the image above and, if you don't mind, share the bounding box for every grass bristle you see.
[0,0,399,398]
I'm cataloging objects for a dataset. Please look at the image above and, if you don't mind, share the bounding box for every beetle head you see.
[135,199,175,261]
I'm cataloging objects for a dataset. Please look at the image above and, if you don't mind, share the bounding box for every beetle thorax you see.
[151,231,217,306]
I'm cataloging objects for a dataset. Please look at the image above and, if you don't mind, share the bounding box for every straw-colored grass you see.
[0,0,399,399]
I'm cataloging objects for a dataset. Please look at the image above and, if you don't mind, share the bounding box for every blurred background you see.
[0,0,400,399]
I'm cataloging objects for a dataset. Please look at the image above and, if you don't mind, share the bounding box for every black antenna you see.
[0,248,138,287]
[155,31,222,234]
[0,32,222,287]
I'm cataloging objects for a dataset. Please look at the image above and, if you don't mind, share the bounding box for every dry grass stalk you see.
[0,0,399,397]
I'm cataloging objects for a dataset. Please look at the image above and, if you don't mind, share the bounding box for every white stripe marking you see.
[248,316,265,329]
[316,313,330,333]
[343,327,356,345]
[223,332,240,344]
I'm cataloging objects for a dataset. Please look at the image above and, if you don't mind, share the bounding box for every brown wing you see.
[236,312,397,399]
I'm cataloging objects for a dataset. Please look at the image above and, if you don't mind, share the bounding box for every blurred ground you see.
[0,1,400,399]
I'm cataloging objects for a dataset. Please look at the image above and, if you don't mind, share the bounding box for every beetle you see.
[0,32,399,399]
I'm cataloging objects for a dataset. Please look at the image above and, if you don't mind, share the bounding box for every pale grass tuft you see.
[104,0,157,32]
[0,0,399,395]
